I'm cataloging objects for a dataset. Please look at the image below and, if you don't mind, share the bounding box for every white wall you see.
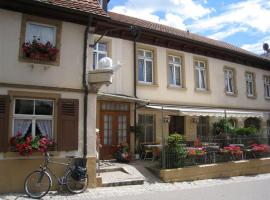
[0,9,85,89]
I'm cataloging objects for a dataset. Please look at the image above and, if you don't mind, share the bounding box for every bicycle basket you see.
[71,166,87,181]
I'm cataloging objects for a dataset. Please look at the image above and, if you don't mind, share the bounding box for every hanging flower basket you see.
[22,38,58,61]
[10,132,53,156]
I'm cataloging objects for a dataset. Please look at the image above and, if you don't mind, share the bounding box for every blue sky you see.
[108,0,270,54]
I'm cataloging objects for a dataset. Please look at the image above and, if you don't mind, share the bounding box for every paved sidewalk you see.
[2,163,270,200]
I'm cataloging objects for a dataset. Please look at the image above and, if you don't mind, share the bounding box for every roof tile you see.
[34,0,108,17]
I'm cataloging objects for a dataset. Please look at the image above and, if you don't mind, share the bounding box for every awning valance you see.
[98,92,149,104]
[146,105,266,118]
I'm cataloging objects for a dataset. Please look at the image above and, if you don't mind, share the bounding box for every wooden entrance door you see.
[100,101,130,160]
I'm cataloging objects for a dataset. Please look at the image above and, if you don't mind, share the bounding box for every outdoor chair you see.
[140,142,160,160]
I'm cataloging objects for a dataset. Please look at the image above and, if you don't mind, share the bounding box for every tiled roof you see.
[33,0,108,17]
[109,12,269,61]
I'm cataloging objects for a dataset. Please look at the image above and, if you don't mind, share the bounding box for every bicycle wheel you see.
[24,170,52,199]
[66,170,88,194]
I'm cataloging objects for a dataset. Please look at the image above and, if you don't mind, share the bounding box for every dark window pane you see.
[146,61,153,82]
[35,100,53,115]
[15,99,34,115]
[98,43,107,52]
[138,59,144,81]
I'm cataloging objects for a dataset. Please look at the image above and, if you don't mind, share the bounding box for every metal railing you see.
[159,136,270,169]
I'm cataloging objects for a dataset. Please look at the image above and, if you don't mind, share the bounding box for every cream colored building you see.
[94,13,270,158]
[0,0,113,193]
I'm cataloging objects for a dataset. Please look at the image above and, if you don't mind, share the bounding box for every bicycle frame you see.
[40,153,73,185]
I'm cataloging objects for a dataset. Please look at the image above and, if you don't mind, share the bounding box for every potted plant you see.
[114,142,132,163]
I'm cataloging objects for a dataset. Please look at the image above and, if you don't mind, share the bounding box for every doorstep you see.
[97,161,145,187]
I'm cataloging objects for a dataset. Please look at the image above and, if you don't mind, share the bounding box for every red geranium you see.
[22,37,58,61]
[250,144,270,153]
[10,132,53,156]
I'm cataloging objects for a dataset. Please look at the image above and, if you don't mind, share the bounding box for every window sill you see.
[19,57,59,66]
[225,92,237,97]
[167,85,187,91]
[137,82,159,87]
[247,95,257,99]
[194,88,211,94]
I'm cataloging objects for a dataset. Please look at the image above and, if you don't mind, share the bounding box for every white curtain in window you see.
[36,120,53,139]
[25,23,56,45]
[14,119,32,136]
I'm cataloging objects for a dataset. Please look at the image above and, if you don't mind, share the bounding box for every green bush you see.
[213,118,235,136]
[234,126,257,136]
[167,133,185,147]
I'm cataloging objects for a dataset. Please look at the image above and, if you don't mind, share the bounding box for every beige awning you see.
[146,105,266,118]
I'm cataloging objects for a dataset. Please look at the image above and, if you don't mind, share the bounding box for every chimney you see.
[98,0,110,13]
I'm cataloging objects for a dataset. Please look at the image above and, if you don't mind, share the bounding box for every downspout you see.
[130,26,141,153]
[83,16,93,158]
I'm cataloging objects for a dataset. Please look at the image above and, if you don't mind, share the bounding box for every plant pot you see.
[134,154,140,160]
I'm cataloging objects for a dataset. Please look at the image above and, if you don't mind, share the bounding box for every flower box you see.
[10,132,53,156]
[22,38,58,62]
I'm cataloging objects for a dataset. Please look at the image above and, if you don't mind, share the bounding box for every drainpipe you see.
[130,26,141,153]
[83,16,93,158]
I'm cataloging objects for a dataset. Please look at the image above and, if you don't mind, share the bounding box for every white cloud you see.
[189,0,270,33]
[209,27,248,40]
[110,0,212,30]
[241,36,270,54]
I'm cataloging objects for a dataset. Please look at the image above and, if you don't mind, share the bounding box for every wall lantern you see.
[163,115,171,124]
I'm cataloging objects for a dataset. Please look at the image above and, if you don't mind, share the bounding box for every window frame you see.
[12,98,54,139]
[19,14,62,66]
[136,44,157,86]
[245,71,256,98]
[264,75,270,99]
[92,36,112,70]
[193,57,210,92]
[25,21,57,46]
[8,91,60,145]
[223,67,237,96]
[93,42,108,69]
[167,51,185,89]
[138,49,154,84]
[138,114,156,143]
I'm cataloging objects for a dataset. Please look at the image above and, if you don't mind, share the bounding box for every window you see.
[246,72,255,97]
[168,55,183,87]
[20,15,62,65]
[224,68,235,94]
[264,76,270,98]
[93,42,108,69]
[138,49,153,83]
[25,22,57,46]
[13,98,54,139]
[228,118,238,128]
[138,115,155,142]
[244,117,260,130]
[194,59,207,90]
[197,117,209,140]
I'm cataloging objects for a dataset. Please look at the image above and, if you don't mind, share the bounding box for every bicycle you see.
[24,152,88,199]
